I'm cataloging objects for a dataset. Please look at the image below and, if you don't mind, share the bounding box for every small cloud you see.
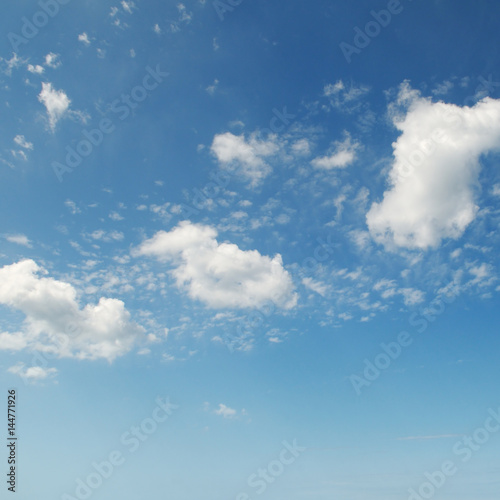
[1,53,27,75]
[109,211,124,221]
[4,234,31,247]
[27,64,44,74]
[323,80,370,113]
[338,312,353,321]
[8,363,58,382]
[214,403,237,419]
[88,230,124,242]
[38,82,71,131]
[432,80,454,96]
[302,277,329,297]
[78,32,91,46]
[64,199,81,214]
[11,150,28,161]
[97,48,106,59]
[153,23,161,34]
[44,52,61,69]
[121,1,135,13]
[177,3,192,23]
[312,134,359,170]
[14,135,33,150]
[291,138,311,156]
[206,78,219,95]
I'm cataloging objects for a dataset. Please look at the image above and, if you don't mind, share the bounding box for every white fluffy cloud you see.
[44,52,61,69]
[78,32,91,45]
[38,82,71,131]
[312,134,358,169]
[27,64,44,74]
[367,85,500,249]
[0,260,145,362]
[134,221,297,309]
[211,132,279,187]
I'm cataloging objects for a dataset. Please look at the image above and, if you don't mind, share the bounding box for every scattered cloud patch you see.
[323,80,370,113]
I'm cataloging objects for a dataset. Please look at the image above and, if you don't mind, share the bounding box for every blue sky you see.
[1,0,500,499]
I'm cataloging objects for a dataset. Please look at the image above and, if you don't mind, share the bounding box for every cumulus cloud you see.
[0,260,145,362]
[367,84,500,250]
[38,82,71,131]
[211,132,280,187]
[312,134,358,170]
[133,221,297,309]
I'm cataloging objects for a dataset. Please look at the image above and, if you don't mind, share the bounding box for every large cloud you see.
[133,221,297,309]
[0,260,144,361]
[367,86,500,250]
